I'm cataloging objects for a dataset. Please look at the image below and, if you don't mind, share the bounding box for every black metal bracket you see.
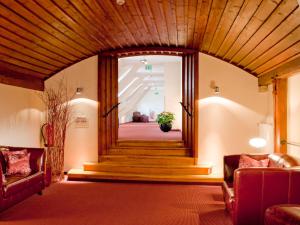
[103,102,120,118]
[179,102,192,117]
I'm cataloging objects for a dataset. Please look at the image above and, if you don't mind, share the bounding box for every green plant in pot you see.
[156,111,175,132]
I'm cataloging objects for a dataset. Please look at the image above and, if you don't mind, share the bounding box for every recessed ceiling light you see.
[116,0,125,5]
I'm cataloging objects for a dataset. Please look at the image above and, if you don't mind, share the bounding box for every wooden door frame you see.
[98,47,199,161]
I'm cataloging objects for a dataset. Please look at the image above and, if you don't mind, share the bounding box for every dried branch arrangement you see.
[40,80,72,182]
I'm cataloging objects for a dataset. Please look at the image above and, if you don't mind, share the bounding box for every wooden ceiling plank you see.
[14,0,93,56]
[38,0,105,50]
[20,0,98,53]
[215,0,263,57]
[51,0,111,49]
[69,0,120,49]
[208,0,244,54]
[142,0,163,46]
[0,45,59,71]
[0,1,87,59]
[176,0,188,47]
[193,0,212,49]
[0,25,71,66]
[84,0,127,48]
[162,0,178,46]
[0,34,65,68]
[131,0,156,46]
[0,54,52,75]
[113,0,148,46]
[98,0,138,47]
[201,0,228,52]
[223,0,281,60]
[187,0,198,48]
[247,26,300,71]
[147,0,170,46]
[258,55,300,86]
[125,0,154,46]
[0,70,44,91]
[0,16,78,63]
[230,0,298,63]
[0,60,45,79]
[238,8,300,66]
[130,0,161,46]
[254,42,300,75]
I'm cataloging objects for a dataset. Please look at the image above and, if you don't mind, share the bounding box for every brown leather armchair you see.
[0,146,45,212]
[222,153,300,225]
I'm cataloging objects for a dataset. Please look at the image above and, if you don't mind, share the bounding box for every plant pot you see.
[159,123,172,132]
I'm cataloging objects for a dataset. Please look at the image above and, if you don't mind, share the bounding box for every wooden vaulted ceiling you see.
[0,0,299,90]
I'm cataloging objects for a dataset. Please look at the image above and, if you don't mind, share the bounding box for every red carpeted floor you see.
[118,122,182,141]
[0,181,232,225]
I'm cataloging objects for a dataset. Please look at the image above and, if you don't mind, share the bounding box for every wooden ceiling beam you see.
[0,70,44,91]
[258,56,300,86]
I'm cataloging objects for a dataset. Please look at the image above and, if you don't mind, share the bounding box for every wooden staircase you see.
[68,140,222,183]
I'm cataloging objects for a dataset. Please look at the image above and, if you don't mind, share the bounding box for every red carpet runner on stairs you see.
[0,181,231,225]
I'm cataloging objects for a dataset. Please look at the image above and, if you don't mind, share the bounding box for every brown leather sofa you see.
[0,146,45,212]
[222,153,300,225]
[265,204,300,225]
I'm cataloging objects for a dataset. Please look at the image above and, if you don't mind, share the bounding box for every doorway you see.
[98,47,198,159]
[118,55,182,141]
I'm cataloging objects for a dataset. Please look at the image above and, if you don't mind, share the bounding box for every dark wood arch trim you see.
[98,47,199,162]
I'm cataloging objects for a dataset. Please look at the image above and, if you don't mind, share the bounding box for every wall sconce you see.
[76,87,83,95]
[210,81,220,95]
[214,86,220,94]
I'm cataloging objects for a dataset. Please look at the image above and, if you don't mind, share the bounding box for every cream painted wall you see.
[164,62,182,130]
[45,56,98,171]
[0,83,43,147]
[198,53,274,175]
[287,73,300,161]
[46,53,274,174]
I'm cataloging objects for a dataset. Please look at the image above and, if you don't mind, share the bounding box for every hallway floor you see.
[118,122,182,141]
[0,181,232,225]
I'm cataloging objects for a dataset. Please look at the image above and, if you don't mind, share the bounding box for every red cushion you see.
[5,150,31,175]
[238,154,269,169]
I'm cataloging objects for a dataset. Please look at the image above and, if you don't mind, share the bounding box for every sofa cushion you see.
[5,151,31,175]
[238,154,269,169]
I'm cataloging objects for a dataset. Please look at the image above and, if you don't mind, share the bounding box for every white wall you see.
[198,53,273,175]
[0,84,43,147]
[287,73,300,161]
[45,56,98,171]
[137,89,164,120]
[164,62,182,129]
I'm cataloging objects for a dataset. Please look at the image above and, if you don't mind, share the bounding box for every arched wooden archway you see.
[98,47,199,163]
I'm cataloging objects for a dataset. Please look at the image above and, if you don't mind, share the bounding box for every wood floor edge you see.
[67,169,223,184]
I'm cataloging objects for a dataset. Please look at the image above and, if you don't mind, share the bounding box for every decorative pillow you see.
[239,154,269,169]
[5,151,31,176]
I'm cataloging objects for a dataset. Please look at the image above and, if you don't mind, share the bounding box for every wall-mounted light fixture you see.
[76,87,83,95]
[210,80,220,95]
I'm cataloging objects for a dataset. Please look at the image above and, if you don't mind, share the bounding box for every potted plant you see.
[156,111,175,132]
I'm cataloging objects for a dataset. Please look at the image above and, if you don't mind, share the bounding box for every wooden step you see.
[100,155,195,165]
[117,140,184,148]
[67,169,223,183]
[109,147,190,156]
[83,162,212,175]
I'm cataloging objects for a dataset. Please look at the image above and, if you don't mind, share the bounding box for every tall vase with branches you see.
[40,80,72,182]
